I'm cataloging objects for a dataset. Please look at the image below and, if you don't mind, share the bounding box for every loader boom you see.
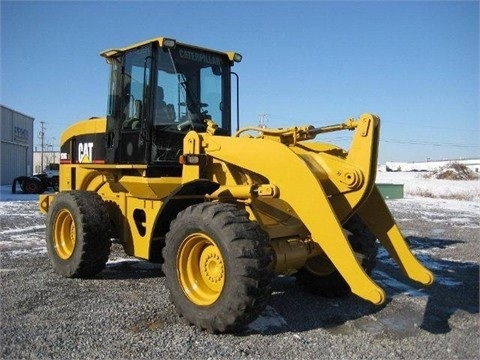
[183,113,433,305]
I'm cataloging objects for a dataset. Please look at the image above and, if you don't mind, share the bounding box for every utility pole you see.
[38,121,46,172]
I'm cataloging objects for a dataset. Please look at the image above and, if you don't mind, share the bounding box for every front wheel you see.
[162,202,273,333]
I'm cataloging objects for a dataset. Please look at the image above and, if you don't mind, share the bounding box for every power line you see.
[247,113,479,149]
[37,121,46,172]
[381,138,479,148]
[384,120,478,133]
[264,114,478,134]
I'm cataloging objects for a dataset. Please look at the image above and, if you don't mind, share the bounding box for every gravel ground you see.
[1,198,479,359]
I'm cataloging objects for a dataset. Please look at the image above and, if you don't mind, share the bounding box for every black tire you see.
[162,202,274,333]
[23,177,45,194]
[294,214,377,297]
[51,176,60,191]
[46,191,111,278]
[11,177,27,194]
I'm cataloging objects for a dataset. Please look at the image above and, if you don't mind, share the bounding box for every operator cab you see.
[100,37,241,176]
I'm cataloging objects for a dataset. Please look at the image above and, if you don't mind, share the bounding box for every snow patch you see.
[247,305,288,332]
[374,270,427,297]
[0,225,45,235]
[0,185,41,202]
[376,171,480,202]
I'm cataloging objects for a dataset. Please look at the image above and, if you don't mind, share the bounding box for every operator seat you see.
[154,86,176,124]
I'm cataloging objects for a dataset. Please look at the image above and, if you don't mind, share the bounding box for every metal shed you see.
[1,105,34,185]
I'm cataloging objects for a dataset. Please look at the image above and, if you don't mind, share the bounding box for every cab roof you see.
[99,36,240,63]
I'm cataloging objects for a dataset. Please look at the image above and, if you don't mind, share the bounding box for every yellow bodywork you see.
[39,113,433,306]
[39,117,183,260]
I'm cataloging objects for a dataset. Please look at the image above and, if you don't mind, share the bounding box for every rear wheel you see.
[294,214,377,297]
[46,191,111,278]
[23,177,45,194]
[162,202,273,333]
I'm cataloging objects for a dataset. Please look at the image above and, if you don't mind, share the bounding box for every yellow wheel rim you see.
[53,209,76,260]
[177,233,225,306]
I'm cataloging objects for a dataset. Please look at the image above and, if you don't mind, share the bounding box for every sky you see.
[1,0,478,164]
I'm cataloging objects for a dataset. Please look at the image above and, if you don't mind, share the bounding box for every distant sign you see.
[14,126,29,143]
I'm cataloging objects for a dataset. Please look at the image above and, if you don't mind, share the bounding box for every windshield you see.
[154,46,230,132]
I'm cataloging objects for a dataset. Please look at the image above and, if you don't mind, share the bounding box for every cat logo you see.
[78,142,94,163]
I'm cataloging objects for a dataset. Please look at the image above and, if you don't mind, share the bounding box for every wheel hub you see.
[53,209,76,260]
[177,233,225,306]
[200,246,224,285]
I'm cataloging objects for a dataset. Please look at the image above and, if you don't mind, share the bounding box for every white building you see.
[1,105,34,185]
[33,150,61,174]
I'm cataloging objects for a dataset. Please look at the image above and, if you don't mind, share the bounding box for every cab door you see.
[106,45,153,164]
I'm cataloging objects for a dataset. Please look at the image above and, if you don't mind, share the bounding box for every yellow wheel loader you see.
[39,37,433,333]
